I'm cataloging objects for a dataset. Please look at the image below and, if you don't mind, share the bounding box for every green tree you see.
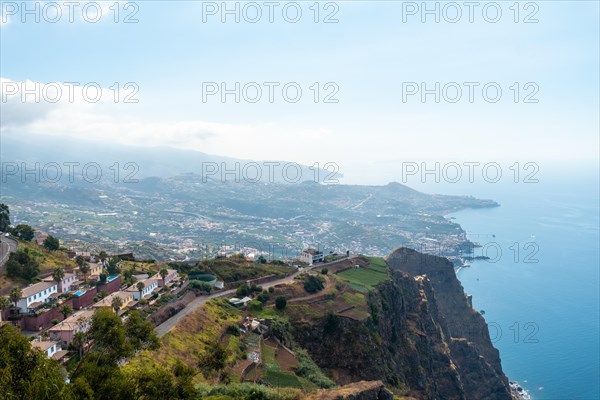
[0,203,10,232]
[60,304,73,320]
[159,268,168,285]
[304,275,325,293]
[75,255,86,268]
[12,224,34,241]
[43,235,60,251]
[88,307,133,360]
[136,281,145,300]
[78,261,90,284]
[98,250,108,263]
[111,296,123,313]
[124,310,160,351]
[72,331,87,360]
[0,324,74,399]
[9,287,22,309]
[51,266,65,287]
[321,267,329,275]
[0,296,10,321]
[107,256,120,275]
[275,296,287,310]
[6,249,40,282]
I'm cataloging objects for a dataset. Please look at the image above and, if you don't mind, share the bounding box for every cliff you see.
[291,248,511,399]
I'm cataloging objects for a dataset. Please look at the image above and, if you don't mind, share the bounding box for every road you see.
[0,235,17,270]
[155,255,358,338]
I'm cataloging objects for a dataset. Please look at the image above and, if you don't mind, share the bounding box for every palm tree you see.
[59,304,73,320]
[52,267,65,288]
[159,268,168,285]
[111,296,123,313]
[75,255,85,268]
[0,296,10,321]
[72,331,87,359]
[9,287,22,310]
[79,262,90,284]
[136,281,145,300]
[98,250,108,268]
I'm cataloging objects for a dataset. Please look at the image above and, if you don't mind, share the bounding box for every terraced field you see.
[336,256,389,292]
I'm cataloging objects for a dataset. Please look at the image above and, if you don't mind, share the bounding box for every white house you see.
[31,340,61,358]
[16,282,59,312]
[43,273,78,293]
[126,278,160,300]
[300,249,324,265]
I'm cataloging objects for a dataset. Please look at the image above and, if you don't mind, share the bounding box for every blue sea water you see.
[445,177,599,399]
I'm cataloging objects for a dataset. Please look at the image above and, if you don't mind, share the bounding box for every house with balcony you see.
[300,249,324,265]
[48,309,94,346]
[126,278,160,300]
[43,273,79,293]
[16,282,59,313]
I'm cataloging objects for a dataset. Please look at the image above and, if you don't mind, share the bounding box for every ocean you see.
[445,176,599,399]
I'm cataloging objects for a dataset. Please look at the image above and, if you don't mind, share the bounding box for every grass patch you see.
[337,257,389,292]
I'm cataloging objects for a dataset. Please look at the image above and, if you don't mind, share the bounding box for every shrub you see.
[248,300,263,312]
[303,275,325,293]
[275,296,287,311]
[226,325,241,337]
[51,319,59,325]
[256,291,270,304]
[321,268,328,275]
[268,287,275,293]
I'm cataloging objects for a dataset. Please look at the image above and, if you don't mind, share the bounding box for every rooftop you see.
[49,310,94,332]
[21,281,57,298]
[31,340,58,351]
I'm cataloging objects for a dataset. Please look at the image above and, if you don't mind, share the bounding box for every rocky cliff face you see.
[292,248,511,400]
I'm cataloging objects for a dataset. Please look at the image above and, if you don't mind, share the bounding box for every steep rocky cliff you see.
[291,248,511,400]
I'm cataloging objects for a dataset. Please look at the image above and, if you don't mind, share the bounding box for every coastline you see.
[446,207,534,400]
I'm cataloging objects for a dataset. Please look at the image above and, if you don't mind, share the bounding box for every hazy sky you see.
[1,1,598,184]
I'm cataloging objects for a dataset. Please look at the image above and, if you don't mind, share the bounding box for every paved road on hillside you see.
[0,235,18,270]
[155,255,358,338]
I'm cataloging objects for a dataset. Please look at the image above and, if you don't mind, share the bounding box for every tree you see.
[304,275,325,293]
[51,266,65,287]
[72,331,88,360]
[111,296,123,313]
[0,324,74,399]
[275,296,287,310]
[75,255,86,268]
[0,203,10,232]
[88,307,133,361]
[236,283,250,297]
[9,287,22,309]
[12,224,34,241]
[98,250,108,263]
[159,268,168,285]
[321,267,329,275]
[124,310,160,351]
[43,235,60,251]
[136,281,145,299]
[107,256,120,275]
[0,296,10,321]
[78,261,90,284]
[6,249,40,282]
[60,304,73,320]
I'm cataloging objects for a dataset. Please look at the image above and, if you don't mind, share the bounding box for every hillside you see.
[130,250,511,399]
[0,240,77,296]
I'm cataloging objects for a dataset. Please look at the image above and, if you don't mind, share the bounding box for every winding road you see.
[155,255,358,337]
[0,235,17,271]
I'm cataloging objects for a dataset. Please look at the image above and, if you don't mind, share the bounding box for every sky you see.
[1,0,598,185]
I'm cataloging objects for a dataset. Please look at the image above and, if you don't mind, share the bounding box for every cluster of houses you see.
[4,257,180,363]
